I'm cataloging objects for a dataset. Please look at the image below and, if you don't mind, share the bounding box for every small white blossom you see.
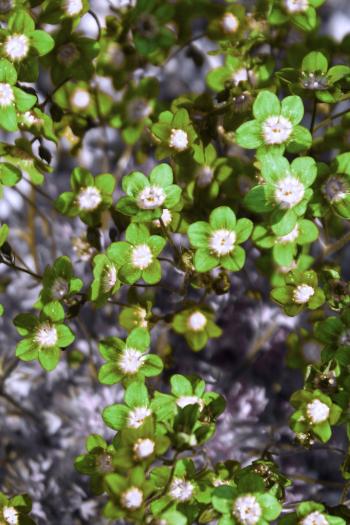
[233,68,249,85]
[262,115,293,145]
[118,347,146,374]
[153,208,172,228]
[274,175,305,209]
[232,495,262,525]
[0,83,14,107]
[34,323,58,348]
[131,244,153,270]
[293,284,314,304]
[70,88,91,110]
[209,229,236,256]
[196,165,214,188]
[169,478,194,502]
[187,311,207,332]
[133,438,155,459]
[169,129,189,151]
[323,176,348,203]
[51,277,69,299]
[127,406,152,428]
[120,487,143,510]
[63,0,83,16]
[277,224,299,244]
[102,265,117,292]
[300,511,328,525]
[76,186,102,211]
[57,43,80,66]
[137,185,166,210]
[4,34,29,61]
[284,0,309,14]
[22,111,43,127]
[176,395,204,411]
[3,506,19,525]
[306,399,330,424]
[221,13,239,33]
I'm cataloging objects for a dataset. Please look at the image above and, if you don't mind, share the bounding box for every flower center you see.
[0,83,14,107]
[131,244,153,270]
[221,13,239,33]
[176,395,204,411]
[274,175,305,209]
[51,277,69,299]
[169,129,189,151]
[284,0,309,13]
[209,229,236,256]
[133,438,155,459]
[76,186,102,211]
[127,406,152,428]
[300,511,328,525]
[70,88,91,109]
[34,323,58,348]
[120,487,143,510]
[169,478,194,502]
[277,224,299,244]
[306,399,330,424]
[119,347,146,374]
[262,115,293,145]
[137,185,166,210]
[2,506,19,525]
[64,0,83,16]
[323,175,348,203]
[293,284,314,304]
[127,97,152,122]
[5,34,29,61]
[57,43,80,66]
[301,72,328,90]
[232,495,262,525]
[102,265,117,293]
[187,311,207,331]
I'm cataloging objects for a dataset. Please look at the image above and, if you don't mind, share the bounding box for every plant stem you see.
[0,258,42,280]
[313,106,350,133]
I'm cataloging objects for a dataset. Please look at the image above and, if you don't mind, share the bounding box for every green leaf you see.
[209,206,236,230]
[0,223,9,247]
[13,87,37,112]
[253,90,280,121]
[98,363,123,385]
[38,345,60,371]
[0,105,18,132]
[30,30,55,55]
[235,120,263,149]
[150,163,173,187]
[302,51,328,74]
[0,58,17,84]
[235,218,253,243]
[102,404,129,430]
[281,95,304,124]
[194,248,218,272]
[221,246,246,272]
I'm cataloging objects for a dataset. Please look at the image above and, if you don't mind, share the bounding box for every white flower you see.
[76,186,102,211]
[221,13,239,34]
[323,176,348,203]
[0,83,14,107]
[262,115,293,145]
[127,406,152,428]
[102,265,118,293]
[169,129,189,151]
[22,111,43,127]
[137,185,166,210]
[153,208,172,228]
[306,399,330,424]
[284,0,309,14]
[169,478,194,502]
[63,0,83,16]
[187,311,207,332]
[293,284,314,304]
[70,88,91,110]
[176,395,204,411]
[233,68,249,85]
[4,34,29,61]
[232,495,262,525]
[132,244,153,269]
[51,277,69,299]
[120,487,143,510]
[196,165,214,188]
[118,348,146,374]
[277,224,299,244]
[3,506,19,525]
[57,43,80,66]
[300,511,328,525]
[34,323,58,348]
[133,438,155,459]
[209,229,236,256]
[274,175,305,209]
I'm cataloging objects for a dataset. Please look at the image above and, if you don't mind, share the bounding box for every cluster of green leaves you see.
[2,0,350,523]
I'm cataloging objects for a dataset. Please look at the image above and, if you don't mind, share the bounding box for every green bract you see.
[116,163,181,222]
[271,269,325,316]
[107,224,166,285]
[172,307,222,351]
[37,255,83,307]
[236,90,312,154]
[55,167,116,226]
[290,389,342,443]
[188,206,253,273]
[14,302,75,371]
[151,108,197,159]
[98,327,163,385]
